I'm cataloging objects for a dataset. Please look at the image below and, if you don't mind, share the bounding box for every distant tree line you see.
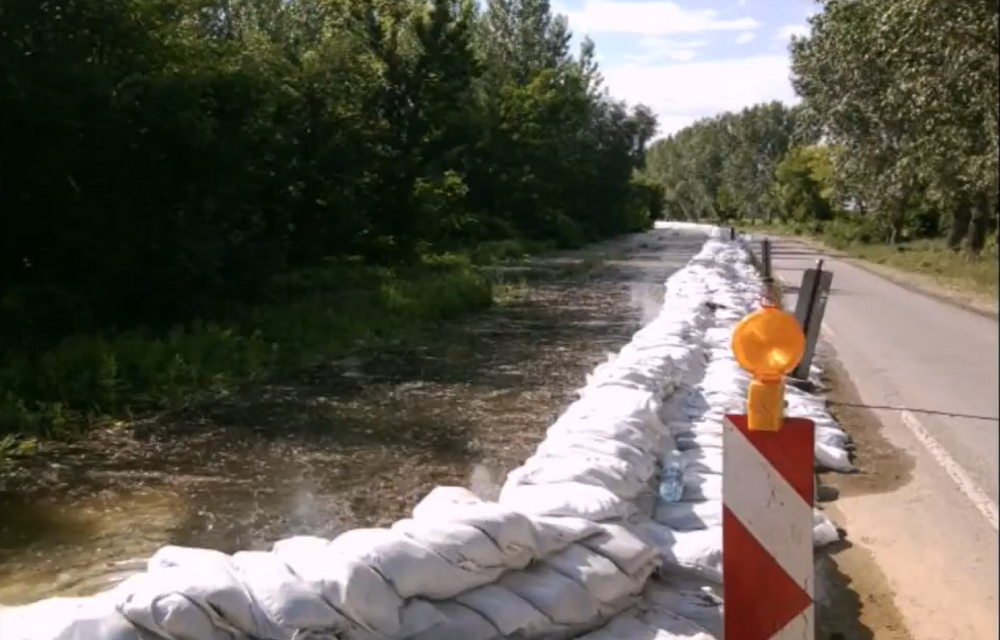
[0,0,662,352]
[645,0,998,252]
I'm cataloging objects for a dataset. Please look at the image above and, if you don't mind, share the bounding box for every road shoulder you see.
[764,233,998,320]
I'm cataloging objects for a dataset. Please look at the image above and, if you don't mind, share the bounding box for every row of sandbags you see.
[574,228,848,640]
[0,231,728,640]
[0,229,851,640]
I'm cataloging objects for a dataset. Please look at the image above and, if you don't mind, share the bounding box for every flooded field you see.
[0,228,706,605]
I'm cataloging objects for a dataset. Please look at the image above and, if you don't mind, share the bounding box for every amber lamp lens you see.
[731,307,806,381]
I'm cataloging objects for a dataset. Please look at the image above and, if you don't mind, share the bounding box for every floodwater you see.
[0,228,707,605]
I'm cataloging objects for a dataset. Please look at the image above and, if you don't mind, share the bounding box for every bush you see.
[0,262,493,437]
[821,217,884,247]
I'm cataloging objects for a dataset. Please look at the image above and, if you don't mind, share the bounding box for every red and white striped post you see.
[723,414,815,640]
[724,295,815,640]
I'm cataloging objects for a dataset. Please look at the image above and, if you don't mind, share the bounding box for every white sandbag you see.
[816,441,855,472]
[272,536,403,636]
[679,448,723,475]
[669,418,724,438]
[129,546,296,638]
[455,584,553,637]
[635,522,723,584]
[506,455,649,499]
[411,487,542,568]
[118,569,261,640]
[675,432,723,451]
[498,563,608,625]
[404,600,500,640]
[327,528,504,600]
[390,519,508,573]
[578,523,661,582]
[531,515,606,556]
[535,434,656,479]
[639,607,717,639]
[681,474,722,503]
[815,425,850,449]
[813,509,841,548]
[653,500,721,532]
[546,543,643,603]
[231,549,354,634]
[0,589,143,640]
[573,614,660,640]
[642,581,723,638]
[573,606,715,639]
[499,482,635,522]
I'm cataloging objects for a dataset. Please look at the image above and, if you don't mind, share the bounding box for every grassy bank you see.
[0,245,557,442]
[738,221,999,299]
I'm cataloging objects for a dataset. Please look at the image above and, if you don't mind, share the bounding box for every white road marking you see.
[900,410,1000,531]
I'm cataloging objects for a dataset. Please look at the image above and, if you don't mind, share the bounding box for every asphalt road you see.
[771,239,999,640]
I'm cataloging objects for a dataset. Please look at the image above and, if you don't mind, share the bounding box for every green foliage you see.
[645,0,998,258]
[770,145,837,223]
[0,0,660,435]
[0,262,493,437]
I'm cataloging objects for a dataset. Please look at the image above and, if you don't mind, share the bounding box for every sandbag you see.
[643,581,723,638]
[0,590,144,640]
[403,601,500,640]
[634,522,723,584]
[498,563,603,625]
[535,434,656,479]
[326,528,506,600]
[679,448,723,476]
[680,474,721,503]
[499,482,635,522]
[653,500,721,532]
[454,584,553,638]
[544,543,642,604]
[506,454,649,499]
[271,536,403,635]
[578,523,661,582]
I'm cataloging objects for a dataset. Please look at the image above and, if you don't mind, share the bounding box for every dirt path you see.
[0,229,706,604]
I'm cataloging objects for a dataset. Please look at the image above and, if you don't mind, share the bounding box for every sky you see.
[551,0,820,136]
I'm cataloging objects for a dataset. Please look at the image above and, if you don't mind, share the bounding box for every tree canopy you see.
[0,0,662,350]
[645,0,999,251]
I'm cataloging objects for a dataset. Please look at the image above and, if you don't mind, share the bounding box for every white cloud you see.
[626,37,710,63]
[602,55,798,136]
[774,24,810,41]
[557,1,759,36]
[735,31,756,44]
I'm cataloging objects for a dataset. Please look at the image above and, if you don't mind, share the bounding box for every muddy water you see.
[0,229,707,605]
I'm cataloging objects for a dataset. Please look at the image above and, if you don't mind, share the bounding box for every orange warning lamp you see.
[731,303,805,432]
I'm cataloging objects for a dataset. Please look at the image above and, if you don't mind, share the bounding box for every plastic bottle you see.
[658,450,686,502]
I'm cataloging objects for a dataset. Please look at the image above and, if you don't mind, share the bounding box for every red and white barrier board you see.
[723,414,816,640]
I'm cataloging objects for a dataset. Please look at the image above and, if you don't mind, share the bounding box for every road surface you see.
[771,239,999,640]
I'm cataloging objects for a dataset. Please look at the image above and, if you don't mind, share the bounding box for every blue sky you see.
[551,0,820,135]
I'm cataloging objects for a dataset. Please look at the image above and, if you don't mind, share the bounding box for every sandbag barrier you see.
[0,225,851,640]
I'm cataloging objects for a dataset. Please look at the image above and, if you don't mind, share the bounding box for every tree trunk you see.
[947,197,972,251]
[966,193,990,254]
[888,201,906,244]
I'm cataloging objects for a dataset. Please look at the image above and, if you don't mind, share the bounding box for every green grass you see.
[737,220,999,299]
[843,239,998,297]
[0,255,502,439]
